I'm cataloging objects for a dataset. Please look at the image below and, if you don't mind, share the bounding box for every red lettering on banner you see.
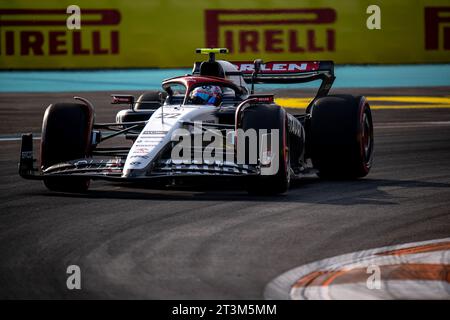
[73,31,89,55]
[20,31,44,55]
[205,8,336,54]
[425,7,450,50]
[239,31,259,53]
[111,31,119,54]
[49,31,67,55]
[92,31,108,54]
[0,9,121,57]
[5,31,14,55]
[265,30,283,53]
[307,30,323,52]
[288,30,305,53]
[224,30,234,53]
[326,29,335,51]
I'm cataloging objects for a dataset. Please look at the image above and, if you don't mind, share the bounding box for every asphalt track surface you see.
[0,87,449,299]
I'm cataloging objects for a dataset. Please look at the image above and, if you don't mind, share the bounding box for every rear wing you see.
[232,60,335,100]
[192,54,335,100]
[232,60,334,84]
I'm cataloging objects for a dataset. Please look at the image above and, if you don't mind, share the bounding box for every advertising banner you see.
[0,0,449,69]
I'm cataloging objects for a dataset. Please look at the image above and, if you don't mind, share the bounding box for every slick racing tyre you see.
[134,91,167,110]
[41,103,94,192]
[239,104,290,195]
[309,95,374,179]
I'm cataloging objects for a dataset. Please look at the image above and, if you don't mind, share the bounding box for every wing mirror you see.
[253,59,263,74]
[111,94,135,110]
[251,59,263,94]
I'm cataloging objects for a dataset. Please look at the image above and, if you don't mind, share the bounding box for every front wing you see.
[19,133,259,182]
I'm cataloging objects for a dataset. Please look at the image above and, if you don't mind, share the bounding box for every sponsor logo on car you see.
[133,148,150,154]
[130,155,149,159]
[233,61,319,74]
[134,144,154,148]
[142,131,168,135]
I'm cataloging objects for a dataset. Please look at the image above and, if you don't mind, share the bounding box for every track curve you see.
[0,89,449,299]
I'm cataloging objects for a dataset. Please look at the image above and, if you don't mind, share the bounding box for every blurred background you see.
[0,0,449,91]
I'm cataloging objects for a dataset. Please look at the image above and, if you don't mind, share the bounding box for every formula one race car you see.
[19,48,374,194]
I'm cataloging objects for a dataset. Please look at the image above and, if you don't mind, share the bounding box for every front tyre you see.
[41,103,94,192]
[239,104,290,195]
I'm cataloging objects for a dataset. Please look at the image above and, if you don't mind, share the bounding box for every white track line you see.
[0,135,41,142]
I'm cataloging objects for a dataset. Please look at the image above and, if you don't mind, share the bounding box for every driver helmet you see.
[190,85,222,106]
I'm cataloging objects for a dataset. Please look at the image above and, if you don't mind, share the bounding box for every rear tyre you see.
[239,104,290,195]
[309,95,373,179]
[41,103,94,192]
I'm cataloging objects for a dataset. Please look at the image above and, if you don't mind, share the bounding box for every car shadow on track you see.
[40,177,450,205]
